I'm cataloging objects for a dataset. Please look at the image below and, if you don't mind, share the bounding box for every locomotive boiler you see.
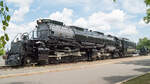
[4,19,136,66]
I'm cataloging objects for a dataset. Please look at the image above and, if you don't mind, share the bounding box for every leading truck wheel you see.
[23,57,32,66]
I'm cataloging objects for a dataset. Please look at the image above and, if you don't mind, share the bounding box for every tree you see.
[136,37,150,50]
[113,0,150,23]
[0,0,10,55]
[144,0,150,23]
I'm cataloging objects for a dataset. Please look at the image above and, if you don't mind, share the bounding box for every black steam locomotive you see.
[4,19,136,66]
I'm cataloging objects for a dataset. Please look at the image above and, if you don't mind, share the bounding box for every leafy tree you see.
[144,0,150,23]
[113,0,150,23]
[136,37,150,50]
[0,0,10,55]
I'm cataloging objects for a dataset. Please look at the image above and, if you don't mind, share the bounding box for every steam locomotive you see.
[4,19,136,66]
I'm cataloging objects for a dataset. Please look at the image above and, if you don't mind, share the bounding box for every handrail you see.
[12,28,37,42]
[12,33,22,42]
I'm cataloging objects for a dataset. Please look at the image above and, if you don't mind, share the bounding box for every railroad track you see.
[0,55,141,70]
[0,65,38,70]
[0,66,12,69]
[0,65,28,69]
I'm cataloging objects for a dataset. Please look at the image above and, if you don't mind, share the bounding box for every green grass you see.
[123,73,150,84]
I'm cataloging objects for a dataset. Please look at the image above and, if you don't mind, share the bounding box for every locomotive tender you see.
[4,19,136,66]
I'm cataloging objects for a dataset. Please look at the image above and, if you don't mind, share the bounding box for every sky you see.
[3,0,150,48]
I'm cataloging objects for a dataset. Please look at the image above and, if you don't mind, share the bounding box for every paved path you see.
[0,56,150,84]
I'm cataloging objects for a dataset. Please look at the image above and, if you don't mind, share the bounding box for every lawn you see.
[123,73,150,84]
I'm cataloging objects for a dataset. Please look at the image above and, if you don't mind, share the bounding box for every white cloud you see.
[45,0,145,14]
[73,18,88,28]
[44,0,115,12]
[48,8,138,36]
[49,9,126,31]
[49,8,73,25]
[118,25,138,35]
[121,0,146,14]
[89,25,111,31]
[72,9,126,31]
[88,9,125,30]
[7,0,34,22]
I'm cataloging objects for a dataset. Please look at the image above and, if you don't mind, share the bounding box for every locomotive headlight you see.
[17,57,20,60]
[37,19,42,24]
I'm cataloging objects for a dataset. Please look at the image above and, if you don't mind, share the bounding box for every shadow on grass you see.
[103,75,135,84]
[134,68,150,73]
[118,59,150,67]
